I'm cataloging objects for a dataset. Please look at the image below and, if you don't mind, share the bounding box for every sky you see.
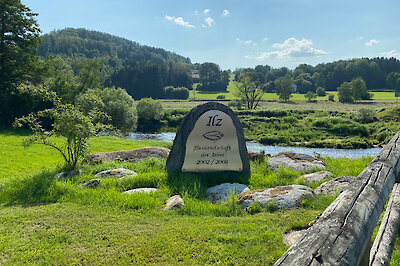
[23,0,400,70]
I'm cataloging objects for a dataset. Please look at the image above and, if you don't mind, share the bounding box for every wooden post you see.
[275,132,400,266]
[369,183,400,266]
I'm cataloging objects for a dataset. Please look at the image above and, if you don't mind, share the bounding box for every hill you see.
[38,28,191,66]
[37,28,194,99]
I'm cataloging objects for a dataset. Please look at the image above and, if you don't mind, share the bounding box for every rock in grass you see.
[81,179,101,188]
[283,229,308,246]
[55,170,82,179]
[84,147,170,164]
[300,171,333,183]
[267,152,325,171]
[314,176,356,195]
[95,168,137,178]
[123,188,158,194]
[206,183,250,203]
[163,195,184,210]
[236,185,314,209]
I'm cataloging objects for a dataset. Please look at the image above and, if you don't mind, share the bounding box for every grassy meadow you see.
[3,128,398,264]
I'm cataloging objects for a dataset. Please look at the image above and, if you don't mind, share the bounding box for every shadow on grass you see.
[0,125,33,137]
[167,171,249,199]
[0,170,59,206]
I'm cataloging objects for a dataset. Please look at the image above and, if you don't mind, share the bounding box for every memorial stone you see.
[166,102,250,176]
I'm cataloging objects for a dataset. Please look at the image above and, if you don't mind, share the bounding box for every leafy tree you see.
[328,94,335,101]
[136,98,164,132]
[275,74,294,101]
[234,73,264,109]
[351,77,369,101]
[198,62,229,91]
[43,56,79,103]
[294,76,313,94]
[386,72,400,93]
[305,91,317,102]
[75,58,102,92]
[337,82,354,103]
[0,0,41,124]
[14,104,109,169]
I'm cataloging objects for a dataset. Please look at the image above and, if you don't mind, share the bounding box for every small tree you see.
[14,104,108,169]
[234,73,264,109]
[328,94,335,102]
[305,91,317,102]
[275,74,294,101]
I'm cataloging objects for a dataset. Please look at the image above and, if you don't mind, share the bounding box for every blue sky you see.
[23,0,400,70]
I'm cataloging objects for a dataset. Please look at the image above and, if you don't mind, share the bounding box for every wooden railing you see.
[275,131,400,266]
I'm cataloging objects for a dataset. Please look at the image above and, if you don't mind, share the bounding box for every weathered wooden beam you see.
[275,131,400,266]
[369,183,400,266]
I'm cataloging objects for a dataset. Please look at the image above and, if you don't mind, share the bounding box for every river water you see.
[127,132,381,159]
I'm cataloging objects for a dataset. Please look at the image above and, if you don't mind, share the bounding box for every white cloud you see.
[222,10,230,17]
[244,55,252,59]
[165,15,195,28]
[255,37,326,61]
[381,50,400,59]
[203,9,210,14]
[202,17,215,28]
[365,39,379,47]
[262,37,268,42]
[358,37,363,40]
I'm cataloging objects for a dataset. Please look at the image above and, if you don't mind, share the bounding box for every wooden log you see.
[275,132,400,266]
[369,183,400,266]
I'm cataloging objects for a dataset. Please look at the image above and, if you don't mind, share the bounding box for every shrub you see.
[328,94,335,101]
[163,86,189,100]
[76,87,137,134]
[216,94,226,100]
[305,91,317,102]
[316,87,326,96]
[356,108,376,123]
[136,98,164,132]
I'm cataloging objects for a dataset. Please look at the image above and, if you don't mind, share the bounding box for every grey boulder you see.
[300,171,333,183]
[95,168,137,178]
[81,179,101,188]
[237,185,314,209]
[206,183,250,203]
[163,195,185,210]
[267,152,325,171]
[314,176,356,195]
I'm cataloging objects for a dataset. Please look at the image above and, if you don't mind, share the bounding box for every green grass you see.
[0,127,170,180]
[0,129,397,264]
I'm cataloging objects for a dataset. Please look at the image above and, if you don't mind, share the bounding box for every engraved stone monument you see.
[166,102,250,176]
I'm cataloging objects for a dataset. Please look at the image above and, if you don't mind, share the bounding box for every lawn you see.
[1,128,399,265]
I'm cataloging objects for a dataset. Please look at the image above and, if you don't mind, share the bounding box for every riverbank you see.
[127,132,382,158]
[160,105,400,149]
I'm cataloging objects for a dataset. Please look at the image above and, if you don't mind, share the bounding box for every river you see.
[127,132,381,159]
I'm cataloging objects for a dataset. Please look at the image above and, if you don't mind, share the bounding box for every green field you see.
[3,129,398,264]
[190,80,400,102]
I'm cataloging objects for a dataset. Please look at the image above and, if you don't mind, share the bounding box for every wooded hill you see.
[38,28,194,99]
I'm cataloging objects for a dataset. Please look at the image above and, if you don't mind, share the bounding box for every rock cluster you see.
[84,147,170,164]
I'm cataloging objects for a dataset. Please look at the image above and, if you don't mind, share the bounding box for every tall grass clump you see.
[0,170,57,205]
